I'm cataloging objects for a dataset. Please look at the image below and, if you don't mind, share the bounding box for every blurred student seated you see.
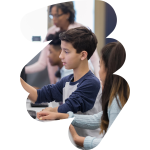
[47,31,73,81]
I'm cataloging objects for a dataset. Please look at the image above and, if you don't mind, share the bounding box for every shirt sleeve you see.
[83,136,102,150]
[58,79,100,113]
[67,111,103,130]
[25,46,48,74]
[35,78,64,103]
[107,97,121,130]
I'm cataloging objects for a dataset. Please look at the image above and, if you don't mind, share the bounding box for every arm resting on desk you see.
[36,111,69,120]
[20,77,38,103]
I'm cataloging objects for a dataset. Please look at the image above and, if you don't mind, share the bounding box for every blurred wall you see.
[95,0,117,57]
[95,0,105,57]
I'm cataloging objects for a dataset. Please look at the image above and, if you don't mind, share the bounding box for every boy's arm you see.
[58,79,101,113]
[35,76,65,104]
[20,77,37,103]
[21,75,64,104]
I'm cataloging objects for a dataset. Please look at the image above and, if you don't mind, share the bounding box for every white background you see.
[20,6,47,42]
[0,0,150,150]
[74,0,94,32]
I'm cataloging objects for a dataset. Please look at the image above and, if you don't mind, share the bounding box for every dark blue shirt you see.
[36,71,101,113]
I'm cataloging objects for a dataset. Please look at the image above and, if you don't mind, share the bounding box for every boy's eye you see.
[65,51,69,54]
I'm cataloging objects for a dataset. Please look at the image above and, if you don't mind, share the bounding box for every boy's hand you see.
[37,110,69,120]
[42,107,58,112]
[37,111,58,120]
[20,77,38,103]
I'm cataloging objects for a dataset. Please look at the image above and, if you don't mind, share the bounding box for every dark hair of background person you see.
[59,26,98,60]
[49,2,75,24]
[46,31,63,50]
[99,42,130,134]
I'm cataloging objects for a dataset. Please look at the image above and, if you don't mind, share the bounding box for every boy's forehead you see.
[61,40,73,49]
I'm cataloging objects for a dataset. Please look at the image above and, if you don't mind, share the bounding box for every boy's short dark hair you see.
[59,26,98,60]
[46,32,61,50]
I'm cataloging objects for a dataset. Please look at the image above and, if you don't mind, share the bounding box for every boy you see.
[47,31,94,80]
[47,31,74,105]
[20,26,102,137]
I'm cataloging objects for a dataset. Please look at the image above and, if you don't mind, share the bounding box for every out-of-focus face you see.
[99,59,107,86]
[59,41,81,70]
[48,45,61,66]
[50,6,70,28]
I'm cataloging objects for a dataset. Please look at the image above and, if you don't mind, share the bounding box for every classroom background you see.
[21,0,117,88]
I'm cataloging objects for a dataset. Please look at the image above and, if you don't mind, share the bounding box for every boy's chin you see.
[64,66,71,70]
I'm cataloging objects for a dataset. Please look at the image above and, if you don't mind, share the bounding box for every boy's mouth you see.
[62,62,66,65]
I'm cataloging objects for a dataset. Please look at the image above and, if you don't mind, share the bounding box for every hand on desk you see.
[37,110,69,120]
[37,111,58,120]
[42,107,58,112]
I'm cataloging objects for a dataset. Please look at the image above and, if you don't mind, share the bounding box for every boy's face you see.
[48,45,61,66]
[59,41,82,70]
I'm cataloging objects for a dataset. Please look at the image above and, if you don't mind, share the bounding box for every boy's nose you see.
[59,50,64,59]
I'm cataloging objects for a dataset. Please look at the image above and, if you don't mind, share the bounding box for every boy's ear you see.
[81,51,88,60]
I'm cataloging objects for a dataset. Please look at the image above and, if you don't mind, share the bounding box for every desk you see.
[26,99,59,120]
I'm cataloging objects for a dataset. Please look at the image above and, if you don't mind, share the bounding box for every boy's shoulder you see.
[85,71,100,81]
[79,71,100,87]
[61,71,100,88]
[81,70,100,82]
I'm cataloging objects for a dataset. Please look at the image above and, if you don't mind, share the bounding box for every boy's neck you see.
[73,60,89,82]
